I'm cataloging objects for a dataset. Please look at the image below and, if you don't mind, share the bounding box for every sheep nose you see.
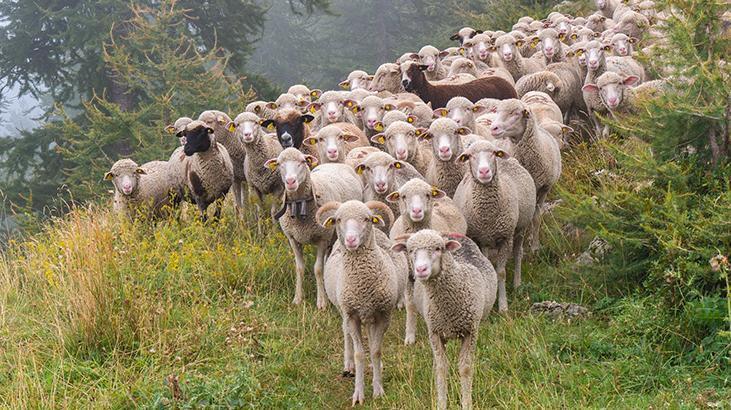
[411,207,422,215]
[608,97,618,105]
[327,110,337,117]
[415,265,428,275]
[345,234,357,247]
[367,119,377,126]
[285,176,296,185]
[327,148,338,157]
[479,167,491,177]
[375,181,386,190]
[402,79,409,87]
[439,146,450,154]
[396,149,406,158]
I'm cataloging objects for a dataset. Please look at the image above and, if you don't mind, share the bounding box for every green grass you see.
[1,144,728,408]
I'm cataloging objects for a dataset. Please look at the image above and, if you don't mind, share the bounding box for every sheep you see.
[450,27,482,45]
[105,159,181,219]
[583,72,665,115]
[586,12,615,32]
[288,84,312,104]
[274,93,304,112]
[177,120,235,221]
[391,230,497,410]
[490,99,562,253]
[608,32,637,56]
[303,123,370,163]
[368,63,403,93]
[357,95,398,136]
[228,112,283,221]
[410,45,448,81]
[521,91,567,146]
[447,57,516,86]
[432,96,491,137]
[371,121,434,177]
[537,28,568,64]
[261,108,316,155]
[165,116,193,145]
[375,109,417,132]
[246,100,277,121]
[566,41,590,80]
[344,146,381,170]
[515,62,585,122]
[318,200,410,405]
[345,88,373,103]
[596,0,621,18]
[306,91,361,130]
[264,148,363,308]
[611,10,650,40]
[355,151,425,218]
[386,179,467,239]
[463,33,500,67]
[339,70,373,91]
[198,110,247,218]
[540,120,574,148]
[394,100,435,129]
[401,62,517,109]
[493,34,546,82]
[454,140,535,312]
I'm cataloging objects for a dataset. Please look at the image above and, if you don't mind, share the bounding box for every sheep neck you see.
[421,254,477,338]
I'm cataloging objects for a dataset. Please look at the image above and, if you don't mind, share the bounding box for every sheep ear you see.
[530,37,540,48]
[374,121,385,131]
[406,115,417,124]
[339,80,351,90]
[393,161,404,169]
[227,122,236,132]
[253,105,262,114]
[582,83,599,92]
[566,51,575,57]
[322,217,335,229]
[340,133,360,143]
[600,16,606,22]
[494,150,509,159]
[570,33,578,40]
[355,164,367,175]
[266,102,278,110]
[135,168,146,175]
[603,44,612,51]
[371,134,386,145]
[418,64,429,71]
[206,127,215,134]
[304,155,318,168]
[306,102,321,114]
[262,120,276,131]
[409,53,419,60]
[623,75,640,86]
[438,50,450,58]
[628,37,637,44]
[303,136,318,146]
[456,126,471,135]
[433,108,449,118]
[558,32,566,41]
[575,48,584,56]
[515,39,525,47]
[104,172,113,181]
[370,214,385,226]
[561,125,574,134]
[445,240,462,252]
[472,105,488,115]
[457,153,470,162]
[449,33,460,41]
[264,159,278,171]
[310,89,322,99]
[458,47,466,55]
[391,242,407,253]
[430,187,446,199]
[383,103,394,111]
[385,191,400,203]
[367,75,374,81]
[522,109,530,118]
[216,115,227,125]
[301,114,315,124]
[342,99,357,109]
[164,125,176,134]
[417,131,432,141]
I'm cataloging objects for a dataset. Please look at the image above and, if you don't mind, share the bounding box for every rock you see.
[530,300,590,319]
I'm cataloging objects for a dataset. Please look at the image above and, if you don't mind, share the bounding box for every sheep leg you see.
[342,317,355,376]
[348,316,366,406]
[513,228,525,289]
[429,332,449,410]
[287,236,305,305]
[485,244,510,312]
[231,181,242,219]
[590,111,603,140]
[314,241,328,310]
[403,281,417,345]
[529,189,549,253]
[197,202,208,223]
[369,317,389,399]
[458,333,477,410]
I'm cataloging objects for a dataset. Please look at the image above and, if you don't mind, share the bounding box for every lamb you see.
[490,99,562,253]
[339,70,373,91]
[306,91,361,130]
[198,110,247,218]
[463,33,500,67]
[368,63,403,93]
[303,122,370,163]
[246,100,277,121]
[264,148,363,308]
[105,159,181,220]
[371,121,434,177]
[608,32,637,56]
[583,72,665,115]
[355,151,425,218]
[450,27,482,45]
[177,120,234,221]
[493,34,546,82]
[401,62,517,109]
[386,179,467,239]
[537,28,568,64]
[410,45,448,81]
[228,112,283,221]
[515,62,584,122]
[391,230,497,410]
[454,140,535,312]
[318,200,410,405]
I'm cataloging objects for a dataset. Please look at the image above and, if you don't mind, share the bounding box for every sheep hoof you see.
[404,334,416,345]
[317,300,328,310]
[351,389,365,406]
[373,384,385,398]
[292,296,303,305]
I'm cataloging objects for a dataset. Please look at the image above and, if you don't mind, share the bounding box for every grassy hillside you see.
[1,140,727,409]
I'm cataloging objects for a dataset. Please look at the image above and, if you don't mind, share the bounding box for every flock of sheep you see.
[104,0,671,407]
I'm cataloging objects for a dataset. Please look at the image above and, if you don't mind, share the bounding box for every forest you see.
[0,0,729,407]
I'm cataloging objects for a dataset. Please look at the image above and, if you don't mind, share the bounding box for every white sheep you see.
[339,70,373,91]
[302,122,370,163]
[371,120,434,177]
[493,34,546,82]
[355,151,425,218]
[105,159,181,220]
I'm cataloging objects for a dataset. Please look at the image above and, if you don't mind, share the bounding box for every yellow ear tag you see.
[267,162,278,171]
[458,128,466,135]
[407,117,414,123]
[356,166,364,175]
[431,188,440,197]
[165,125,176,134]
[371,216,380,224]
[266,123,275,131]
[394,162,402,169]
[384,104,393,111]
[571,34,577,39]
[228,123,236,132]
[339,82,349,90]
[309,106,317,114]
[309,139,317,145]
[324,218,334,228]
[415,129,422,136]
[375,123,384,131]
[346,101,353,107]
[576,50,584,56]
[377,136,385,144]
[495,150,505,158]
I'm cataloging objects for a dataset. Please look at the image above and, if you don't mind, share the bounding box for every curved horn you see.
[365,200,396,231]
[315,201,342,226]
